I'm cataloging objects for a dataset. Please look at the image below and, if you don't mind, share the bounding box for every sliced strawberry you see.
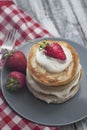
[44,42,66,60]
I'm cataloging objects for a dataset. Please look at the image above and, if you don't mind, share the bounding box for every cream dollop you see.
[36,45,72,73]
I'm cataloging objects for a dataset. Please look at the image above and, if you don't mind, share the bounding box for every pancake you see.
[26,68,82,103]
[26,40,82,103]
[27,40,80,86]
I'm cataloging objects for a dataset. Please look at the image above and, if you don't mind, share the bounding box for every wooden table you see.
[15,0,87,129]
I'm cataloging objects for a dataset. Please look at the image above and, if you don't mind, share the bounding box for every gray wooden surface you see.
[14,0,87,129]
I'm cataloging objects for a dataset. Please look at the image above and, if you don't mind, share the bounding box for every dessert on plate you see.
[26,39,82,103]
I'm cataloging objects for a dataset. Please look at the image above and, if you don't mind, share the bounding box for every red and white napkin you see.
[0,0,52,46]
[0,0,59,130]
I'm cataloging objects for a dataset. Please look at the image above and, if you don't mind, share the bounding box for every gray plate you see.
[1,37,87,126]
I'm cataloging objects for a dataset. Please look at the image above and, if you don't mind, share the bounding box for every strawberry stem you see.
[39,40,49,51]
[2,49,14,59]
[6,77,19,91]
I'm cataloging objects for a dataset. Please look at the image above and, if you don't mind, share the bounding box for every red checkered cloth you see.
[0,0,59,130]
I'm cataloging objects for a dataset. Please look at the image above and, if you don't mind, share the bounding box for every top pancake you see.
[27,40,80,86]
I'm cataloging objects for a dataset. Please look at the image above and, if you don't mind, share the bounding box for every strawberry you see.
[6,71,26,91]
[4,50,27,74]
[43,42,66,60]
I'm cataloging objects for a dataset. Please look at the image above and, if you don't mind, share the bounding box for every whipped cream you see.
[36,45,72,73]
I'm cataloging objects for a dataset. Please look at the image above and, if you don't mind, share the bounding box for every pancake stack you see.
[26,40,82,103]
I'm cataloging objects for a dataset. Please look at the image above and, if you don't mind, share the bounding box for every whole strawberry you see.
[5,50,27,74]
[39,41,66,60]
[6,71,26,91]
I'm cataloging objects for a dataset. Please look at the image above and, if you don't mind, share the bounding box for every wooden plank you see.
[28,0,61,37]
[75,119,87,130]
[47,0,86,46]
[15,0,87,45]
[69,0,87,41]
